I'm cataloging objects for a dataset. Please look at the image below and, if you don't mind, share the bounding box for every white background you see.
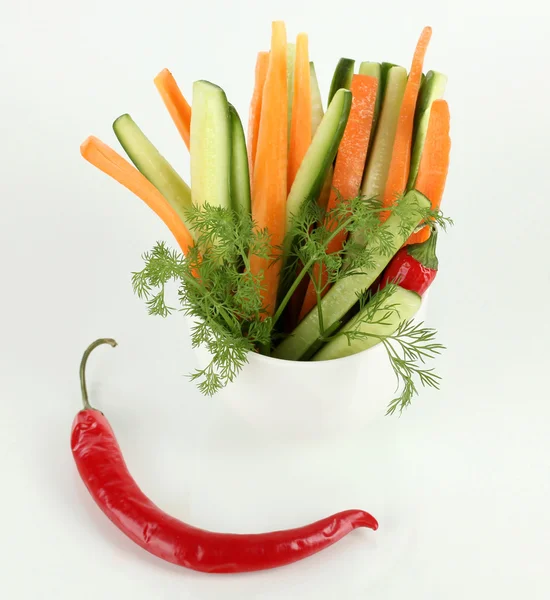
[1,0,550,598]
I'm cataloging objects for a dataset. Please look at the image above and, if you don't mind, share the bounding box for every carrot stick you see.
[404,99,450,246]
[154,69,192,151]
[80,136,194,255]
[250,21,287,316]
[299,74,378,320]
[288,33,311,193]
[247,51,270,186]
[382,26,432,219]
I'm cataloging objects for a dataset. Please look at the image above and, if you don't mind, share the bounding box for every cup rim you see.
[246,339,385,368]
[192,291,428,369]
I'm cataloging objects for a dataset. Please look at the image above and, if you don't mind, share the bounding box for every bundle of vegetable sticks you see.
[80,21,452,413]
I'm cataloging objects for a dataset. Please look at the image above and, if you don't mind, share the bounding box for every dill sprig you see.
[334,284,445,415]
[131,194,452,412]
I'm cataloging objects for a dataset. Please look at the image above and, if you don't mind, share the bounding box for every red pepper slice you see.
[71,339,378,573]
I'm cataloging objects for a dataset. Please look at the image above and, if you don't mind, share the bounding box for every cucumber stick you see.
[361,65,407,201]
[273,190,430,361]
[379,62,397,101]
[309,62,324,135]
[312,286,421,361]
[112,114,193,231]
[358,61,382,150]
[190,80,231,209]
[328,58,355,106]
[285,88,351,237]
[309,61,334,211]
[228,104,251,215]
[407,70,447,189]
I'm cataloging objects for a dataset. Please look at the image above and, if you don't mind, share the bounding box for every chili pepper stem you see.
[80,338,118,410]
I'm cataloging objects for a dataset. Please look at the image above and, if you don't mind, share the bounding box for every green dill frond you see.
[132,196,451,404]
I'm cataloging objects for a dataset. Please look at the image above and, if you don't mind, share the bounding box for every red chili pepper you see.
[381,227,439,296]
[71,339,378,573]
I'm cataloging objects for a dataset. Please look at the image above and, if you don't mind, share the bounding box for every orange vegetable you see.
[382,26,432,219]
[247,51,270,185]
[299,74,378,320]
[154,69,192,151]
[80,136,193,255]
[404,99,451,246]
[288,33,312,192]
[250,21,288,316]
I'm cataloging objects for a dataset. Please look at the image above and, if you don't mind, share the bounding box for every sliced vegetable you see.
[80,136,193,254]
[407,70,447,189]
[328,58,355,106]
[190,80,231,209]
[382,26,432,217]
[309,62,324,135]
[153,69,192,151]
[360,66,407,202]
[358,62,382,139]
[405,100,450,245]
[317,164,334,212]
[247,51,270,183]
[250,21,288,315]
[299,74,378,320]
[273,190,430,361]
[286,42,296,136]
[312,286,421,361]
[309,61,333,212]
[229,104,251,215]
[285,88,352,250]
[112,114,193,231]
[288,33,312,193]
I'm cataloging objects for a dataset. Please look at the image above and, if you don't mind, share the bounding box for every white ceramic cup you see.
[191,293,429,441]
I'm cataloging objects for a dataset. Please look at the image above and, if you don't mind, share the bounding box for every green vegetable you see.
[358,61,382,136]
[112,114,193,232]
[379,62,396,99]
[328,58,355,106]
[408,70,448,189]
[132,190,450,407]
[228,104,251,215]
[285,88,351,242]
[309,61,324,135]
[361,65,407,202]
[190,80,231,209]
[273,190,430,362]
[312,284,421,360]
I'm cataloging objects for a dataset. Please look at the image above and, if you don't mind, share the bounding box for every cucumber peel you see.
[328,58,355,106]
[112,113,193,232]
[361,65,407,201]
[190,80,231,209]
[309,61,324,135]
[407,70,447,189]
[228,104,251,215]
[285,87,351,238]
[312,286,421,361]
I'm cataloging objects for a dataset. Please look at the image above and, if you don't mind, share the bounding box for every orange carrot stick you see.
[288,33,312,192]
[154,69,192,151]
[382,26,432,219]
[299,74,379,320]
[404,99,450,246]
[250,21,287,316]
[80,136,194,255]
[247,51,270,186]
